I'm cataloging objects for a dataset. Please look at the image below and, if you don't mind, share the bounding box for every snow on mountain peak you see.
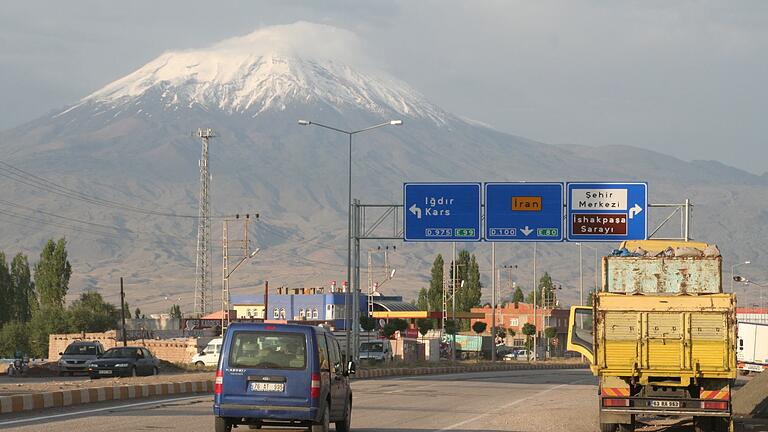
[69,22,448,123]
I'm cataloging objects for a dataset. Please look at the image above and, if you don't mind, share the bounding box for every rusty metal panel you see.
[605,256,722,294]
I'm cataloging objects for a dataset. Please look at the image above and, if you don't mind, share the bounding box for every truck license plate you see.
[250,382,284,392]
[650,400,681,408]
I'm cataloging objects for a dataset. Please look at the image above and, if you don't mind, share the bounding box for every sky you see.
[1,1,767,174]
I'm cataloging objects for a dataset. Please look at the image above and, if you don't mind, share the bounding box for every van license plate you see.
[98,370,112,375]
[250,382,284,392]
[650,400,680,408]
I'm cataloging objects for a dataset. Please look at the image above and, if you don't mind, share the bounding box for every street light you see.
[574,243,600,306]
[298,118,403,361]
[734,276,766,312]
[731,261,751,292]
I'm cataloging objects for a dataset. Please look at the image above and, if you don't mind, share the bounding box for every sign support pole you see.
[532,242,537,362]
[491,242,497,362]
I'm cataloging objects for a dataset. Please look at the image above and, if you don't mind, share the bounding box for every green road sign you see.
[537,228,559,237]
[455,228,476,238]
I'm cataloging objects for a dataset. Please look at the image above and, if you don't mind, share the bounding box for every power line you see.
[0,160,238,220]
[0,198,135,235]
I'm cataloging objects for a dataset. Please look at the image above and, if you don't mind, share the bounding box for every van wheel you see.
[335,398,352,432]
[215,416,232,432]
[195,361,205,370]
[311,405,329,432]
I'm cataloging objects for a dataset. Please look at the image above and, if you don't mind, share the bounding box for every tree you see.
[10,254,34,322]
[472,321,487,335]
[508,328,516,338]
[496,327,508,339]
[0,252,10,324]
[29,304,69,358]
[512,286,525,305]
[359,316,376,332]
[391,318,408,333]
[34,238,71,309]
[427,255,444,312]
[522,323,537,361]
[444,320,458,336]
[544,327,557,340]
[454,251,482,313]
[0,321,30,357]
[134,307,142,319]
[525,272,555,307]
[416,287,429,311]
[68,292,119,333]
[416,318,433,338]
[169,304,183,319]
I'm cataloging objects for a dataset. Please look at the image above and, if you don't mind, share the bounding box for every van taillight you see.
[215,370,224,395]
[310,374,321,398]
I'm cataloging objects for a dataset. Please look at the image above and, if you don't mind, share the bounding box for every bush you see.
[472,321,487,335]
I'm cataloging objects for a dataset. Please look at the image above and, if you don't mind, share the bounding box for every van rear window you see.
[228,332,307,369]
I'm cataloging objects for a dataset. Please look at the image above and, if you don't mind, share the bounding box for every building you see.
[470,302,570,355]
[737,307,768,324]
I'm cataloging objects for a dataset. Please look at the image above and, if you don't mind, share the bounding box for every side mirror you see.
[199,351,206,356]
[347,361,357,376]
[59,352,63,356]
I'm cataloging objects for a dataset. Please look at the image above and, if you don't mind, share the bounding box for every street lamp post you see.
[574,243,600,305]
[734,276,766,313]
[298,119,402,362]
[731,261,751,292]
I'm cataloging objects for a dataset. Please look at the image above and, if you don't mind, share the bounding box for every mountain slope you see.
[0,22,765,312]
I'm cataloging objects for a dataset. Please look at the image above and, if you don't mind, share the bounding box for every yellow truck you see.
[568,240,736,432]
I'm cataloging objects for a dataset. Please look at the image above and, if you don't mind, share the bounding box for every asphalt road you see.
[0,369,764,432]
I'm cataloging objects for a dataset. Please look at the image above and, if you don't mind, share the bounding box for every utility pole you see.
[194,128,214,317]
[120,277,127,347]
[222,215,252,333]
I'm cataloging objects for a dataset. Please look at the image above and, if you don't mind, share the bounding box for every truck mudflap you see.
[601,387,731,417]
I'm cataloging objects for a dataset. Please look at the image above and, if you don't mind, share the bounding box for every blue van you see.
[214,323,355,432]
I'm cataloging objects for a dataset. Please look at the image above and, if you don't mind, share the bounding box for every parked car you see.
[88,346,160,378]
[191,337,222,369]
[58,341,105,376]
[359,340,392,363]
[214,323,355,432]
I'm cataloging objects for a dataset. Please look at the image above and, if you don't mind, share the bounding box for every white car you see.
[191,337,222,368]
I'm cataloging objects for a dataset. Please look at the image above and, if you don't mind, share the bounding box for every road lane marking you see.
[0,395,209,427]
[436,378,591,431]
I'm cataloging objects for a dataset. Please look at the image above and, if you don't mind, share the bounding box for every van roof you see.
[225,322,319,334]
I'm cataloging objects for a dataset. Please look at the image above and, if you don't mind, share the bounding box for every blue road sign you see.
[403,183,482,242]
[566,182,648,241]
[485,182,564,242]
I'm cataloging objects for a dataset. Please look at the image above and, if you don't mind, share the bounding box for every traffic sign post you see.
[485,182,564,242]
[403,183,482,242]
[566,182,648,241]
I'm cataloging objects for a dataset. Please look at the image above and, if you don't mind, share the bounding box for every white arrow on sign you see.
[629,204,643,219]
[409,204,422,219]
[521,226,534,236]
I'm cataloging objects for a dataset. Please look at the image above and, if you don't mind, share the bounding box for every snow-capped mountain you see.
[58,22,449,125]
[1,22,766,312]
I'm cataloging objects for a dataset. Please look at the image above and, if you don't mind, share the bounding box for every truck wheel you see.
[694,417,712,432]
[710,417,733,432]
[599,423,617,432]
[214,416,232,432]
[617,423,634,432]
